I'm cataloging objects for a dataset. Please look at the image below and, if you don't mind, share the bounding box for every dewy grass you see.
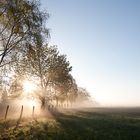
[1,108,140,140]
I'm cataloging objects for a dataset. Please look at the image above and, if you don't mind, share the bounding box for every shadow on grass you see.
[52,109,140,140]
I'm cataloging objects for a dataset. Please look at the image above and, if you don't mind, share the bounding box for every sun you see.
[23,80,36,93]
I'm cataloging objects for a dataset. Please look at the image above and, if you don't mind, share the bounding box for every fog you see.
[0,99,52,120]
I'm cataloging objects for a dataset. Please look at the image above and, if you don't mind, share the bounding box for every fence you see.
[3,104,36,130]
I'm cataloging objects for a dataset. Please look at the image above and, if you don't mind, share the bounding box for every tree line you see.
[0,0,91,108]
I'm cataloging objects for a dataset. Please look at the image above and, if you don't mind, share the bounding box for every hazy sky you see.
[41,0,140,106]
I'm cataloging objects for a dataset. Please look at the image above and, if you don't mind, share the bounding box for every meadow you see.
[1,107,140,140]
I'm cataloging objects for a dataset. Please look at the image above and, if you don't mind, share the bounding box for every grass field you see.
[1,107,140,140]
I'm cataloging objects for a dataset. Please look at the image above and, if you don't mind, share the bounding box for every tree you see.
[52,75,78,108]
[66,77,78,107]
[0,0,49,102]
[9,78,23,99]
[25,44,73,108]
[76,87,90,103]
[0,65,11,99]
[0,0,49,66]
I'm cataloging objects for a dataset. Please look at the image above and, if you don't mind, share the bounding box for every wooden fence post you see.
[32,106,35,118]
[4,105,9,120]
[19,105,23,120]
[14,105,23,130]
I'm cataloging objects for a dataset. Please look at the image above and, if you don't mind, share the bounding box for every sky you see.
[41,0,140,106]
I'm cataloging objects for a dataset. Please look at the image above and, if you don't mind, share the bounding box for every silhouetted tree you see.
[0,0,49,66]
[25,45,72,108]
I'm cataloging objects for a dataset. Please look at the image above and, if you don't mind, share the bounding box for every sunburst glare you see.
[23,80,36,94]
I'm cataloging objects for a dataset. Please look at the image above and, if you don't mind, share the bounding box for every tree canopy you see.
[0,0,49,66]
